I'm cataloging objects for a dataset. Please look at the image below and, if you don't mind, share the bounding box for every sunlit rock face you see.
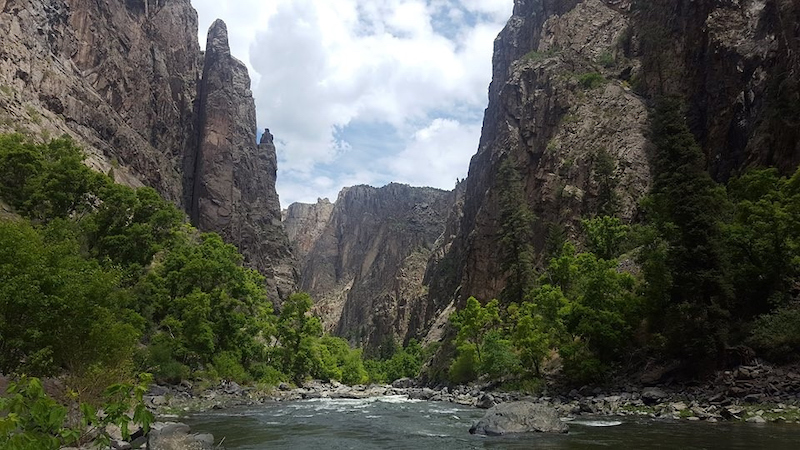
[285,184,453,353]
[0,1,297,301]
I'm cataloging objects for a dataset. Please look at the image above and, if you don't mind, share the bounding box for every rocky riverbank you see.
[145,362,800,427]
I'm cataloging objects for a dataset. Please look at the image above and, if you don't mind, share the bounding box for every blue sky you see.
[191,0,513,206]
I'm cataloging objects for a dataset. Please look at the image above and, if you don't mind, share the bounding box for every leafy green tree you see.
[725,168,800,318]
[138,233,272,379]
[0,220,140,376]
[480,330,520,379]
[582,216,630,260]
[510,285,568,375]
[451,297,500,365]
[276,292,323,382]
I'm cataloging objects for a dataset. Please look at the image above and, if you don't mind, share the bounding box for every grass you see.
[596,51,615,68]
[523,48,559,62]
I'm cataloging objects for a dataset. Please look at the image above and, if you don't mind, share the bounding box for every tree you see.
[497,157,537,304]
[276,292,323,382]
[582,216,630,260]
[645,96,731,360]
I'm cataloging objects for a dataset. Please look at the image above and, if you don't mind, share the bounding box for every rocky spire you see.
[192,19,297,302]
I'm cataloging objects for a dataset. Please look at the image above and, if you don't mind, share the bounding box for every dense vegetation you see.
[447,97,800,386]
[0,134,418,394]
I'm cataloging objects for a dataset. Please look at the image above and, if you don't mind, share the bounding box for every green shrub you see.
[449,344,479,384]
[480,330,520,379]
[560,340,606,384]
[596,51,615,68]
[578,72,605,89]
[212,351,251,383]
[749,305,800,362]
[523,48,559,62]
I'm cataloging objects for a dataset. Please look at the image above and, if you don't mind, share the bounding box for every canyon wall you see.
[0,0,296,300]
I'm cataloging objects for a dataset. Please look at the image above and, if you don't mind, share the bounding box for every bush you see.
[578,72,605,89]
[560,340,606,384]
[749,305,800,362]
[449,344,479,384]
[212,351,251,383]
[480,330,520,379]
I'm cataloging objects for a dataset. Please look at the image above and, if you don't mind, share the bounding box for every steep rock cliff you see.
[287,184,452,351]
[282,198,334,264]
[418,0,653,335]
[628,0,800,179]
[416,0,799,341]
[0,0,296,301]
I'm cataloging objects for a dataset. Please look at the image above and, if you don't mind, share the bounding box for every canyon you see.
[1,0,798,351]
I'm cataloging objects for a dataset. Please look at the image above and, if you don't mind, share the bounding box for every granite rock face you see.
[0,1,296,301]
[286,184,452,352]
[283,198,334,264]
[192,20,297,301]
[416,0,800,345]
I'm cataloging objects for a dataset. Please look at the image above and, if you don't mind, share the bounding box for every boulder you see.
[641,387,668,405]
[476,393,497,409]
[469,401,569,436]
[391,377,415,389]
[147,422,213,450]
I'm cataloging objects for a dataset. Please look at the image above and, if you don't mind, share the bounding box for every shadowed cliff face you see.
[416,0,799,344]
[628,0,800,179]
[0,1,296,301]
[285,184,453,352]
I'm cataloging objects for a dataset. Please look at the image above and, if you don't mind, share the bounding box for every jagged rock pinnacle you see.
[206,19,230,57]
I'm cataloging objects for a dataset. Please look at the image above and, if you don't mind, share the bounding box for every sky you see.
[191,0,513,207]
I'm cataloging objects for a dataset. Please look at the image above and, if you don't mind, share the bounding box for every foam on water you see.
[572,419,624,427]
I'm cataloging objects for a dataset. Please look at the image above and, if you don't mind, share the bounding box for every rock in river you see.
[469,401,569,436]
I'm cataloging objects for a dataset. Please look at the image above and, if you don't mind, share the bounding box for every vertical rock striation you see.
[286,184,453,352]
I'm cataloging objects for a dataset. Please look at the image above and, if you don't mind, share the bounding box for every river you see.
[185,395,800,449]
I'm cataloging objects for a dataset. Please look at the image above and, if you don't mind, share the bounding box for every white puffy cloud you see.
[191,0,512,206]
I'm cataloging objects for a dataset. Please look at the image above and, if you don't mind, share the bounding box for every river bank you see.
[147,361,800,425]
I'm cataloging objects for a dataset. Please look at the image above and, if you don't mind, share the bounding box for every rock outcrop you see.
[0,1,296,300]
[285,184,452,351]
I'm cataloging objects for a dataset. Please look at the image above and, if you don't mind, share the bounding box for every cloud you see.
[191,0,512,206]
[384,118,482,188]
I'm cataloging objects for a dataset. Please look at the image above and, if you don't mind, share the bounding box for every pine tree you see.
[646,96,731,360]
[497,157,537,304]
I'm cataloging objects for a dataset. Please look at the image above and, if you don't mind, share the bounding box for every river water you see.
[185,395,800,449]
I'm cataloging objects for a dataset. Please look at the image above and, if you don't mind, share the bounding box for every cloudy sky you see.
[191,0,513,207]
